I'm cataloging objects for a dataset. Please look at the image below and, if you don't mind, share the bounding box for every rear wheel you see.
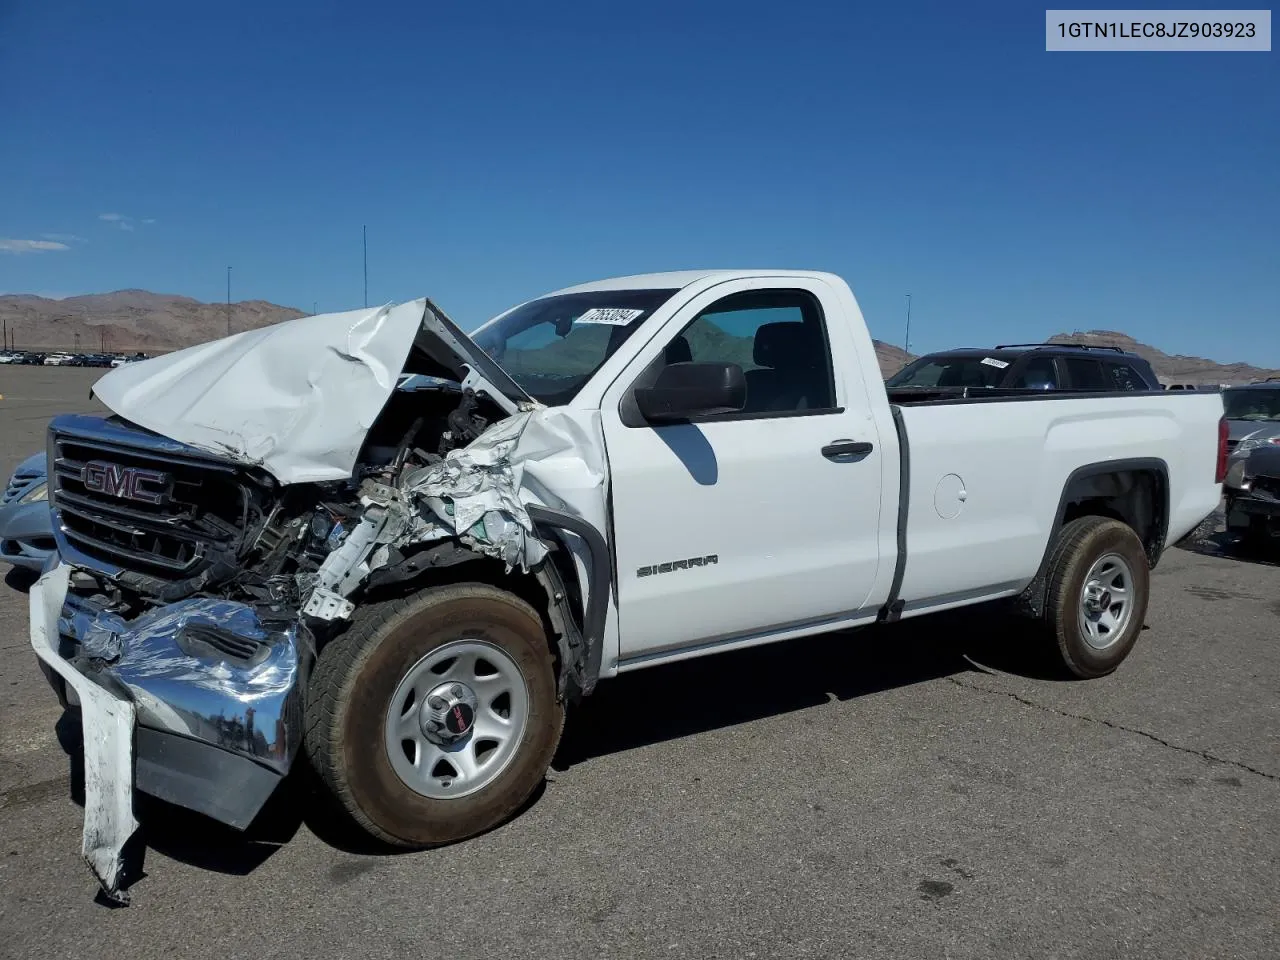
[304,582,564,847]
[1043,516,1150,679]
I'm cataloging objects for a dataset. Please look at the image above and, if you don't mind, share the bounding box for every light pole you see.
[226,266,233,338]
[904,294,912,354]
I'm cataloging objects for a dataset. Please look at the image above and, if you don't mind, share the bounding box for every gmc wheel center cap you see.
[445,701,474,735]
[421,682,480,744]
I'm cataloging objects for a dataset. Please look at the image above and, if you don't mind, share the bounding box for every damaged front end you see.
[30,298,610,903]
[1224,445,1280,544]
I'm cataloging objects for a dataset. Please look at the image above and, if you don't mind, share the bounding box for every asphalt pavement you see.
[0,366,1277,959]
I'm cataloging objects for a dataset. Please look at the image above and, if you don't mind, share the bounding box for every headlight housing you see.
[1224,458,1249,490]
[18,480,48,503]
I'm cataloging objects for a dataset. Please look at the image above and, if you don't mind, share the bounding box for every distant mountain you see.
[1,289,1271,387]
[0,290,305,353]
[873,341,913,378]
[0,288,921,379]
[1046,331,1279,385]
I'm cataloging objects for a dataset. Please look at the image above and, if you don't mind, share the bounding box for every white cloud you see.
[98,212,152,231]
[100,212,134,230]
[0,238,71,254]
[42,232,86,243]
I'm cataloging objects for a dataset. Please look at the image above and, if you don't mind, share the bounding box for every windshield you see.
[1223,388,1280,421]
[472,289,678,405]
[887,354,1008,388]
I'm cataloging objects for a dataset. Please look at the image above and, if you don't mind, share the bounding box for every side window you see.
[1010,356,1059,389]
[1106,362,1145,392]
[1064,358,1107,390]
[671,289,836,415]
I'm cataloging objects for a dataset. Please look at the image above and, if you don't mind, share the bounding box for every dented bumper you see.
[30,565,309,903]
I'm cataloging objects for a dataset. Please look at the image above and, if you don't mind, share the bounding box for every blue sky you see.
[1,1,1276,362]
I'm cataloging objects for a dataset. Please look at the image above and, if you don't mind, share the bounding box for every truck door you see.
[599,277,885,660]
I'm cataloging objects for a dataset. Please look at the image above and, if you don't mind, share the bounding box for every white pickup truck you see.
[30,269,1225,902]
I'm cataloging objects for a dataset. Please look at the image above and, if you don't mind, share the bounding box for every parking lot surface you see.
[1,367,1277,959]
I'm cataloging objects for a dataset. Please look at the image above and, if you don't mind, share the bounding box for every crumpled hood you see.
[90,298,528,485]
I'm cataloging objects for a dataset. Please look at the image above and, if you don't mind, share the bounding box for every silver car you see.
[1224,444,1280,549]
[1223,381,1280,458]
[1222,382,1280,549]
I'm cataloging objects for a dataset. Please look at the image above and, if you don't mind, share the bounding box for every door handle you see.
[821,439,874,461]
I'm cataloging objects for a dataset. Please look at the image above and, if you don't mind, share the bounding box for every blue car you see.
[0,453,56,571]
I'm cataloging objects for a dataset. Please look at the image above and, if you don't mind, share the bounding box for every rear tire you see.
[304,582,564,847]
[1043,516,1150,679]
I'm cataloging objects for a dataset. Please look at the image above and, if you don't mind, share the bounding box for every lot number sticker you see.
[575,308,645,326]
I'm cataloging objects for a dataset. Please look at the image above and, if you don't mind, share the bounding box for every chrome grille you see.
[49,420,247,580]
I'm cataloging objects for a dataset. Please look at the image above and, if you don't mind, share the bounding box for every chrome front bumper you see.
[30,564,311,903]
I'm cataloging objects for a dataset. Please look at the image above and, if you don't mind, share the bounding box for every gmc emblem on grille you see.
[81,460,172,505]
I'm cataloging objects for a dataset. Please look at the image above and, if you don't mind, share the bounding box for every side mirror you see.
[634,361,747,423]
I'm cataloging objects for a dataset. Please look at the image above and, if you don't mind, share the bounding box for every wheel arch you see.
[1018,458,1170,617]
[352,505,610,701]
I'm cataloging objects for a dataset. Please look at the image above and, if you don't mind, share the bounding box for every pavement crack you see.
[948,675,1279,783]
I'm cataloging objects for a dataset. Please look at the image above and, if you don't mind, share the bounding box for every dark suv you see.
[886,343,1161,393]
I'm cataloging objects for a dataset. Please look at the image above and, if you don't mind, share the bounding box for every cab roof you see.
[546,269,843,295]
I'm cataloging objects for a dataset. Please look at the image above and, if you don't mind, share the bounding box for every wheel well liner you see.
[525,504,610,698]
[1018,458,1169,617]
[356,505,611,700]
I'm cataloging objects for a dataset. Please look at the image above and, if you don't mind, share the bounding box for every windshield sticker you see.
[980,357,1010,369]
[575,307,645,326]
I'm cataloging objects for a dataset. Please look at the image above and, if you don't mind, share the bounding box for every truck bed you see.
[886,387,1225,614]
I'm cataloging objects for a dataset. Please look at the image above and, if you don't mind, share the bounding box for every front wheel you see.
[1043,516,1151,679]
[304,583,564,847]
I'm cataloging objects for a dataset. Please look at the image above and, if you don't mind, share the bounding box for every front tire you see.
[304,583,564,847]
[1043,516,1151,679]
